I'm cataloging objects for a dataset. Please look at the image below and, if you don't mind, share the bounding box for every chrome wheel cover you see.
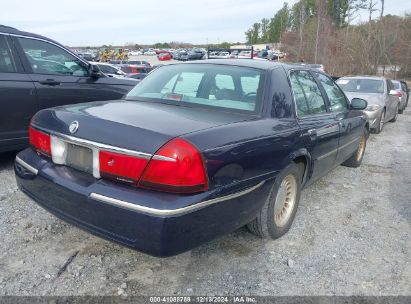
[379,111,385,131]
[273,175,298,227]
[356,134,366,162]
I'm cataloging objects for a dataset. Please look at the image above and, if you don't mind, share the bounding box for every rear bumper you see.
[15,148,269,257]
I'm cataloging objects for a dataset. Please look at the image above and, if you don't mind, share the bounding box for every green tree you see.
[245,28,253,44]
[252,23,261,43]
[268,2,290,43]
[260,18,270,43]
[153,42,171,49]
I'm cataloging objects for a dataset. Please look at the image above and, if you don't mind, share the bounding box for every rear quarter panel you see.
[184,118,302,192]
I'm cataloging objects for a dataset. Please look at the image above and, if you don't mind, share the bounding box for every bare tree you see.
[367,0,378,24]
[298,6,307,59]
[314,0,327,63]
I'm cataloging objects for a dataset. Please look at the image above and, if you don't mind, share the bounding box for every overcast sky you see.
[1,0,409,46]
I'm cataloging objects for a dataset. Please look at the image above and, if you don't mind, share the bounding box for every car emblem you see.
[69,121,79,134]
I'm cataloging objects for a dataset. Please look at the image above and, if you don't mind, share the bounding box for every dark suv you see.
[0,25,138,152]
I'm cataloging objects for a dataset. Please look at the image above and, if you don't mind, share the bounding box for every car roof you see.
[183,59,316,71]
[0,25,64,47]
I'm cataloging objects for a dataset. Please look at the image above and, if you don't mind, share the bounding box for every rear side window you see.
[18,37,89,76]
[386,80,394,91]
[290,70,327,117]
[0,35,17,73]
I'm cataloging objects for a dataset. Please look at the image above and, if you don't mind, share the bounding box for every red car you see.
[158,52,172,61]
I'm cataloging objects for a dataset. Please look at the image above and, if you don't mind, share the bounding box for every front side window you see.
[126,64,263,113]
[0,35,17,73]
[18,37,88,76]
[290,70,327,117]
[98,64,118,74]
[314,72,348,112]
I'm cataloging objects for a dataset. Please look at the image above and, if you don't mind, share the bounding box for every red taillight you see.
[29,127,51,156]
[139,138,208,193]
[99,150,149,184]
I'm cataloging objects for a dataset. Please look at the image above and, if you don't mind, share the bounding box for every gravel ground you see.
[0,107,410,297]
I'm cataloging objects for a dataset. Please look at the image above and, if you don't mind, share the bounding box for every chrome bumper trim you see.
[15,156,38,175]
[90,181,265,216]
[32,125,152,160]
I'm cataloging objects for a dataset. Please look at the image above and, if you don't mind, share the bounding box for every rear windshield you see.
[336,78,384,93]
[392,82,401,90]
[125,64,264,113]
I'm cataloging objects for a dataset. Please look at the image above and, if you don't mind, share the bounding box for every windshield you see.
[337,78,384,93]
[125,64,264,113]
[392,82,401,90]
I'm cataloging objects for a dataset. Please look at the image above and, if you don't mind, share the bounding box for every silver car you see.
[336,76,400,134]
[392,80,407,113]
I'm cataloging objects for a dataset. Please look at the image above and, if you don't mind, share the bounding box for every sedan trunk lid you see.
[32,99,257,154]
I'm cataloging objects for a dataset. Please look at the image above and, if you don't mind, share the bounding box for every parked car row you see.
[173,48,206,61]
[336,76,409,134]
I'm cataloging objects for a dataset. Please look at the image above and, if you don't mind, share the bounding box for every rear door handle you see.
[39,79,61,86]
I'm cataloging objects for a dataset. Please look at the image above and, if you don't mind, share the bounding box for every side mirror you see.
[389,89,398,96]
[351,98,368,110]
[89,64,103,78]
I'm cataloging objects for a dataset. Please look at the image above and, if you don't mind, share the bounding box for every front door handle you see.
[39,79,61,86]
[307,128,317,139]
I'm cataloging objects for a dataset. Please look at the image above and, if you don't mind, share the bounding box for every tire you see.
[390,105,399,122]
[342,129,368,168]
[247,162,303,239]
[373,110,385,134]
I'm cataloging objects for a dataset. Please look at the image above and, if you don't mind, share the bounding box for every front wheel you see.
[342,129,368,168]
[247,162,303,239]
[390,105,399,122]
[373,110,385,134]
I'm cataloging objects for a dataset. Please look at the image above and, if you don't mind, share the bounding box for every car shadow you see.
[0,151,18,171]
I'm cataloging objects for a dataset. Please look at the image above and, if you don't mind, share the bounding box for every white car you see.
[128,51,142,56]
[216,52,230,59]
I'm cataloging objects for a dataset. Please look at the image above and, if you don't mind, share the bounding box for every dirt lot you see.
[0,107,410,297]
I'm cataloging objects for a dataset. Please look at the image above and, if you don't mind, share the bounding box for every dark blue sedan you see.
[15,60,369,257]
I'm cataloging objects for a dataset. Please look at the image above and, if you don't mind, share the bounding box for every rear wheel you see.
[342,129,368,168]
[247,162,302,239]
[373,110,385,134]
